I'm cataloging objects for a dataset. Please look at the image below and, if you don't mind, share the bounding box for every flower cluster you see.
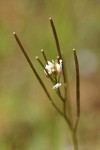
[44,59,62,76]
[44,59,62,89]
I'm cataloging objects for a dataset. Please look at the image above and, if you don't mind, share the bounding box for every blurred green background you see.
[0,0,100,150]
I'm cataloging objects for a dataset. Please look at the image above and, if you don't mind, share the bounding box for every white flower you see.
[45,64,52,74]
[48,61,53,66]
[56,59,62,74]
[44,59,62,76]
[53,83,61,89]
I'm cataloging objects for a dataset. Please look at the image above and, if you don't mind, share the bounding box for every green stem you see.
[64,117,79,150]
[71,131,79,150]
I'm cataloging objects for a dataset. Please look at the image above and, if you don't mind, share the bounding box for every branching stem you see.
[13,32,63,123]
[13,18,80,150]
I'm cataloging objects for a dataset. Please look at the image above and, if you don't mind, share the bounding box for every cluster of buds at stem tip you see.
[44,58,63,89]
[36,49,62,90]
[44,58,62,76]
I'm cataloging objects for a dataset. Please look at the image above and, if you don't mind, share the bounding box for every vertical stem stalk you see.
[49,18,67,115]
[64,119,79,150]
[71,130,79,150]
[73,49,80,131]
[49,18,62,59]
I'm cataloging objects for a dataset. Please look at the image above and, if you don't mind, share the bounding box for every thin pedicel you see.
[41,49,48,65]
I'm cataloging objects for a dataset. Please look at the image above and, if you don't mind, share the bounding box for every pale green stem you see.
[71,130,79,150]
[64,116,79,150]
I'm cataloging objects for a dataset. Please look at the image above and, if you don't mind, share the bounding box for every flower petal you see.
[53,83,61,89]
[56,63,62,73]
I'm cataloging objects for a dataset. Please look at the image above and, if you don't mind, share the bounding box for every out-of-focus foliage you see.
[0,0,100,150]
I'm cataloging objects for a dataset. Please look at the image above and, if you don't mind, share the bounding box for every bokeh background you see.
[0,0,100,150]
